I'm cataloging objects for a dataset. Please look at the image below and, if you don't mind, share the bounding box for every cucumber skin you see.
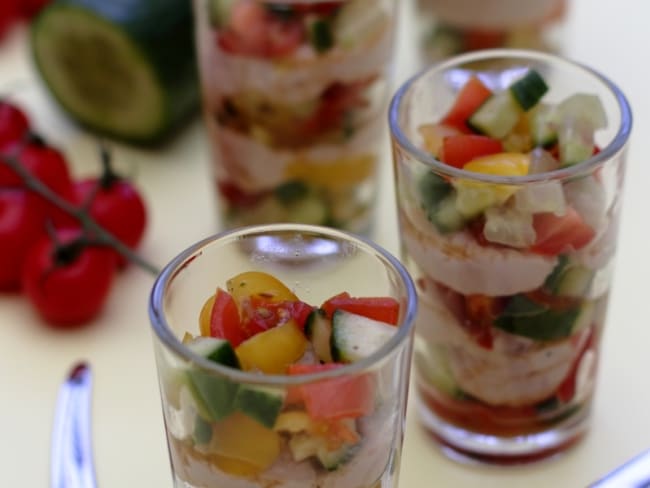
[31,0,199,145]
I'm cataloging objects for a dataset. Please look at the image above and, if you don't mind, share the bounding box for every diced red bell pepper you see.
[441,76,492,132]
[529,207,596,256]
[439,134,503,168]
[287,363,375,420]
[320,292,399,325]
[210,288,248,347]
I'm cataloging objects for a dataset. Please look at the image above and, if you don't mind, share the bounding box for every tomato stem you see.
[1,154,161,277]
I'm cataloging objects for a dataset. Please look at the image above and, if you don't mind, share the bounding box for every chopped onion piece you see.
[528,147,559,174]
[514,180,566,216]
[483,206,536,248]
[564,175,607,229]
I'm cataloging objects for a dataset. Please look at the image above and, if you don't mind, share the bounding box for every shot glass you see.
[415,0,568,63]
[149,224,417,487]
[192,0,398,234]
[389,50,632,462]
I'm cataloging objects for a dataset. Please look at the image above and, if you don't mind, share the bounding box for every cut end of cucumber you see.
[31,5,166,142]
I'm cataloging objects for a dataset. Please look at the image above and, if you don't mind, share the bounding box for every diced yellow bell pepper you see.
[235,321,308,374]
[227,271,298,307]
[198,295,215,337]
[453,153,530,216]
[284,154,376,190]
[462,152,530,176]
[208,411,281,475]
[418,123,462,157]
[274,410,313,433]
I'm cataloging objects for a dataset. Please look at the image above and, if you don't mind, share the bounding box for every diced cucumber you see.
[493,294,581,341]
[31,0,198,144]
[414,343,461,398]
[192,414,213,445]
[426,193,466,234]
[187,336,240,368]
[528,102,558,148]
[418,170,452,209]
[331,310,396,363]
[208,0,236,27]
[232,385,285,429]
[509,69,548,111]
[289,433,324,462]
[274,181,329,225]
[572,301,595,333]
[333,0,387,50]
[468,90,522,139]
[317,442,357,471]
[305,309,333,363]
[309,19,334,53]
[185,337,240,421]
[545,255,594,297]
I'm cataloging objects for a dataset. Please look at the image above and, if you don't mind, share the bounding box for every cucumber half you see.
[31,1,198,144]
[331,310,397,363]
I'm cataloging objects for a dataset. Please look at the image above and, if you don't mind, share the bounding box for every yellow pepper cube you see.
[235,321,308,374]
[227,271,298,306]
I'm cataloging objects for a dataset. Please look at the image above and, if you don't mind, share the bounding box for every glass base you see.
[416,395,589,465]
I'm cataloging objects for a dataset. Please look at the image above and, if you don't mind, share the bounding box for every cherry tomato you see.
[208,288,248,346]
[0,189,46,291]
[320,292,400,325]
[19,0,52,18]
[0,1,19,40]
[0,100,29,148]
[21,229,117,327]
[0,135,75,227]
[240,296,313,334]
[73,173,147,268]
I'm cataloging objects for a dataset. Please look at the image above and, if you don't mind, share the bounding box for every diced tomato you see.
[210,288,248,347]
[240,296,314,335]
[320,292,399,325]
[529,207,596,256]
[439,134,503,168]
[441,75,492,132]
[216,180,268,208]
[461,28,507,51]
[266,18,305,57]
[461,294,506,349]
[556,327,596,403]
[287,363,375,420]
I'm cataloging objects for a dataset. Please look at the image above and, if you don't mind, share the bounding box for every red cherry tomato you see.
[73,176,147,267]
[0,100,29,148]
[0,189,46,291]
[0,136,75,227]
[209,288,248,347]
[0,1,20,40]
[320,292,400,325]
[240,296,314,335]
[21,229,117,327]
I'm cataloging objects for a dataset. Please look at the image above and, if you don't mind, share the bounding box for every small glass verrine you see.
[149,224,417,487]
[389,50,632,463]
[192,0,398,234]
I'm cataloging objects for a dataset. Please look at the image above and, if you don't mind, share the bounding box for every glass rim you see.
[148,223,418,386]
[388,48,633,184]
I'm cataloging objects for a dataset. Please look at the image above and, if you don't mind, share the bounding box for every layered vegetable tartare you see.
[158,270,406,487]
[194,0,396,232]
[393,65,622,457]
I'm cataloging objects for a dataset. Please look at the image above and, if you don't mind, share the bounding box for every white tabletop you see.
[1,0,649,486]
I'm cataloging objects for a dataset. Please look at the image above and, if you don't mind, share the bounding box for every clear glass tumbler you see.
[192,0,398,234]
[415,0,568,64]
[389,50,632,463]
[149,224,417,486]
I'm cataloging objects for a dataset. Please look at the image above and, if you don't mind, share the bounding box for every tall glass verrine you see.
[389,50,632,463]
[193,0,397,234]
[149,224,417,487]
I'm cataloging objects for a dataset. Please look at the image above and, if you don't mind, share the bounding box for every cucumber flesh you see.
[509,69,548,111]
[208,0,236,28]
[426,192,466,234]
[305,309,333,363]
[31,1,198,144]
[232,385,285,429]
[528,102,558,148]
[468,90,522,139]
[331,310,396,363]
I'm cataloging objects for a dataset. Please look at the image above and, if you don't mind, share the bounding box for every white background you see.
[1,0,649,486]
